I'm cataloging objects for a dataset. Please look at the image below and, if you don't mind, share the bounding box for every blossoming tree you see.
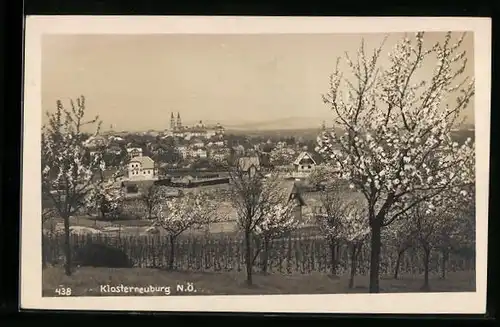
[42,207,59,268]
[228,167,288,285]
[408,184,475,290]
[316,32,475,292]
[254,193,300,273]
[140,184,172,220]
[84,177,125,220]
[340,204,370,289]
[41,96,109,275]
[154,191,219,270]
[435,180,475,280]
[383,215,418,279]
[314,182,352,277]
[269,146,297,167]
[307,163,339,190]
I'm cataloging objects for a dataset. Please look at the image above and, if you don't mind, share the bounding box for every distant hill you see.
[224,116,327,131]
[227,126,475,142]
[226,128,322,140]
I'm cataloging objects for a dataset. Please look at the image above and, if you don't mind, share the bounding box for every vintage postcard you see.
[21,16,491,314]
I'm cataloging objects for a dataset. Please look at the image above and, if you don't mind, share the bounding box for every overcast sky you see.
[42,32,474,131]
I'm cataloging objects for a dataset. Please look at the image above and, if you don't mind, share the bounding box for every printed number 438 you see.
[55,287,72,296]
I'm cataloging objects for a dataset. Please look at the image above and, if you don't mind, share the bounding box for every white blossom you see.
[316,31,474,226]
[154,191,219,237]
[316,32,475,289]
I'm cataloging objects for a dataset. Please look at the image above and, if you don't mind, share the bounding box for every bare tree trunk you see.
[440,248,448,280]
[42,234,47,269]
[63,214,72,276]
[329,239,338,277]
[348,243,359,289]
[421,245,431,291]
[244,230,253,286]
[369,219,382,293]
[168,235,176,270]
[261,237,270,274]
[99,200,107,220]
[394,249,405,280]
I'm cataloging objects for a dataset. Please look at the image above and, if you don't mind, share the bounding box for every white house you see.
[191,138,205,148]
[190,147,208,158]
[128,156,157,180]
[292,152,317,178]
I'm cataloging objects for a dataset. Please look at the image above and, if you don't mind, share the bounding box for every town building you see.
[211,148,230,163]
[285,180,307,222]
[190,138,205,148]
[207,140,225,147]
[189,147,208,159]
[166,112,225,139]
[237,156,261,178]
[128,155,158,181]
[176,145,188,158]
[126,147,143,158]
[292,151,317,179]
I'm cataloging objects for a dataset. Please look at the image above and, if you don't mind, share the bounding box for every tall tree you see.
[307,163,338,190]
[228,167,283,285]
[383,216,418,280]
[313,182,351,277]
[316,32,475,292]
[254,192,300,273]
[341,204,370,289]
[41,96,110,275]
[154,191,218,270]
[269,146,297,167]
[436,184,475,279]
[140,185,171,220]
[409,185,474,290]
[85,177,124,220]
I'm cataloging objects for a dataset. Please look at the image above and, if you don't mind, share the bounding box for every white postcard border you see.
[21,16,491,314]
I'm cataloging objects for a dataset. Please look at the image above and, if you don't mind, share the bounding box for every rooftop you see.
[237,156,260,172]
[279,179,307,206]
[293,151,317,166]
[129,156,155,169]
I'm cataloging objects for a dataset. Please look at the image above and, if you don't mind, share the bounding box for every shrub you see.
[73,243,134,268]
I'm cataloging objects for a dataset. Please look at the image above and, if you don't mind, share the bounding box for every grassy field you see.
[43,266,475,296]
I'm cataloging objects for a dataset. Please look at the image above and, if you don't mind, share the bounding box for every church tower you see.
[176,112,182,129]
[170,112,175,130]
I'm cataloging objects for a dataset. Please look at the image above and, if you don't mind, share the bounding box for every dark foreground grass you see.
[42,267,475,296]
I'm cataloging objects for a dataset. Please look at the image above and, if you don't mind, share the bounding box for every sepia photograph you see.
[21,16,490,314]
